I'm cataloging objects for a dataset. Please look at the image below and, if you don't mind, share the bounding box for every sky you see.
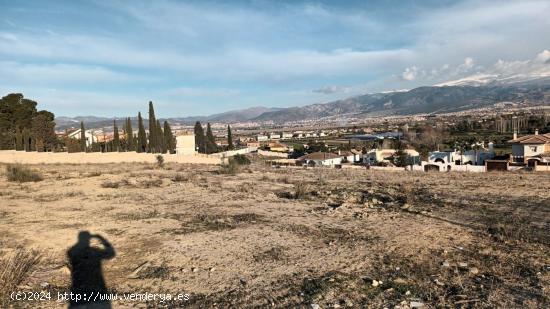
[0,0,549,117]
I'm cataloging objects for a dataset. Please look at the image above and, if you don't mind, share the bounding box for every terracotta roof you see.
[299,152,341,161]
[508,133,550,144]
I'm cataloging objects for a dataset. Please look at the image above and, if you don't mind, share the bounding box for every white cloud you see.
[312,85,349,94]
[401,66,419,81]
[436,50,550,86]
[535,50,550,63]
[0,31,414,81]
[0,61,139,84]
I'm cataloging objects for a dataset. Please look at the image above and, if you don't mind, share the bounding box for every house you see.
[338,150,359,163]
[298,152,343,167]
[67,129,100,147]
[257,135,268,142]
[508,130,550,164]
[176,134,196,155]
[364,149,420,165]
[269,133,281,140]
[429,142,494,165]
[281,132,293,140]
[247,141,260,148]
[268,142,292,153]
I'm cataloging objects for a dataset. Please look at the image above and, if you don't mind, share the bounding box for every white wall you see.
[176,135,196,155]
[211,147,258,158]
[257,149,288,158]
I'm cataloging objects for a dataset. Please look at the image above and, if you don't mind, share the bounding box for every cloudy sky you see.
[1,0,549,117]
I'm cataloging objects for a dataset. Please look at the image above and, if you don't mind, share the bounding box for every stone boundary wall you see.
[0,150,221,165]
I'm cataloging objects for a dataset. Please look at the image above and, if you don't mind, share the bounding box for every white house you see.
[257,135,268,142]
[176,134,196,155]
[338,150,360,163]
[429,142,494,165]
[508,130,550,164]
[298,152,342,166]
[364,149,420,165]
[269,133,281,140]
[281,132,293,140]
[68,129,100,147]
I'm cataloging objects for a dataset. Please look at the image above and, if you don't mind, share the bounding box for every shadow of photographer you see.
[67,231,115,309]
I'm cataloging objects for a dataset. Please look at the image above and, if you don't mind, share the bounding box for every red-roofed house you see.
[508,130,550,164]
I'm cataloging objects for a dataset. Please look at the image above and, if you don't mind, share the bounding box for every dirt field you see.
[0,161,549,308]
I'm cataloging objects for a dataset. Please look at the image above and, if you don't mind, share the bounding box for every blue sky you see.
[1,0,549,117]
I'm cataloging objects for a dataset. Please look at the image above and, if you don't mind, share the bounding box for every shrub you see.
[219,159,240,175]
[172,173,189,182]
[101,180,120,188]
[155,155,165,168]
[232,154,250,165]
[5,164,43,182]
[219,155,250,175]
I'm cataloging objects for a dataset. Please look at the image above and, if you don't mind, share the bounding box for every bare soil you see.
[0,162,549,308]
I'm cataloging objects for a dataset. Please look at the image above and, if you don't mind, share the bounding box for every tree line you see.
[1,93,177,153]
[72,101,175,153]
[0,93,57,151]
[193,121,234,154]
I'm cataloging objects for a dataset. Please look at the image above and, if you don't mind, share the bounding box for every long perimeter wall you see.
[0,150,221,165]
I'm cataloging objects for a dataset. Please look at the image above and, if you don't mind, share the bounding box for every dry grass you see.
[0,248,41,307]
[5,164,43,182]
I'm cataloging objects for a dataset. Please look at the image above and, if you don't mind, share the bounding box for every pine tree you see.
[148,101,157,153]
[163,121,174,154]
[227,125,234,150]
[22,128,30,151]
[80,121,86,152]
[194,121,205,153]
[205,122,217,154]
[15,128,23,150]
[137,112,147,153]
[392,141,409,167]
[113,120,120,151]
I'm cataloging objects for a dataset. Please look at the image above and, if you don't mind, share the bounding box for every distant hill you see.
[252,81,550,122]
[55,106,281,130]
[56,79,550,129]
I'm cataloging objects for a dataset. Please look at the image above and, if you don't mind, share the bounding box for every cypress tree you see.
[156,119,163,153]
[113,119,120,152]
[148,101,157,153]
[137,112,147,153]
[126,117,135,151]
[194,121,205,153]
[227,125,234,150]
[163,121,174,154]
[80,121,86,152]
[205,122,217,154]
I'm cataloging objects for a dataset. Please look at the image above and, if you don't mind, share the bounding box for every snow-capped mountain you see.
[436,50,550,87]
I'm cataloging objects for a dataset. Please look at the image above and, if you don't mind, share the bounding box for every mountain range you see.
[56,76,550,129]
